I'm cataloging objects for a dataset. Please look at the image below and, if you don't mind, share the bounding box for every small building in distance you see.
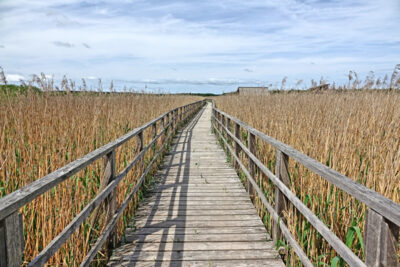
[237,86,269,95]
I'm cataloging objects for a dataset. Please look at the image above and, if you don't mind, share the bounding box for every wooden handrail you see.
[0,100,205,266]
[212,105,400,267]
[0,100,203,222]
[213,107,400,226]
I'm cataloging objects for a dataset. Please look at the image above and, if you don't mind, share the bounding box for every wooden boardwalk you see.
[108,103,284,266]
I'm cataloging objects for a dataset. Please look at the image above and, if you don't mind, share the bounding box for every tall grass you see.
[0,88,201,265]
[215,91,400,265]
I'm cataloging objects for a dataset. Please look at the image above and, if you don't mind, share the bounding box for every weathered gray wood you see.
[365,209,399,267]
[152,122,157,139]
[213,114,366,267]
[108,259,284,267]
[134,214,259,222]
[0,220,5,267]
[235,122,241,170]
[126,233,268,243]
[114,241,274,252]
[213,107,400,228]
[136,131,144,177]
[0,212,24,267]
[110,249,278,261]
[128,226,268,236]
[248,131,256,200]
[160,116,165,144]
[103,150,117,248]
[109,103,283,267]
[273,150,290,245]
[134,209,260,216]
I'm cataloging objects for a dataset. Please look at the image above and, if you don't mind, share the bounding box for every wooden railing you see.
[211,103,400,267]
[0,100,205,266]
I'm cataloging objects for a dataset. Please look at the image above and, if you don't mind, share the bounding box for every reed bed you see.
[215,91,400,266]
[0,91,201,265]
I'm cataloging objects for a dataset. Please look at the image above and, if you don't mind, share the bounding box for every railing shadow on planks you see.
[0,100,206,267]
[211,101,400,267]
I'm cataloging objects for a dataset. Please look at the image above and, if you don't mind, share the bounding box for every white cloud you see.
[0,0,399,92]
[5,74,25,82]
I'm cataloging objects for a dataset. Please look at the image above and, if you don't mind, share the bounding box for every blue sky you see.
[0,0,399,93]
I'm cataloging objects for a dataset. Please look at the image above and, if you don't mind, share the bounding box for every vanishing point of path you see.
[108,103,284,266]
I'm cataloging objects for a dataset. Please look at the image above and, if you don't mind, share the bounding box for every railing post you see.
[171,111,175,131]
[152,122,157,139]
[226,117,231,149]
[234,122,241,170]
[0,212,24,267]
[137,131,144,172]
[161,116,165,144]
[218,112,222,133]
[273,150,290,245]
[179,107,183,121]
[103,150,117,248]
[365,208,399,266]
[221,114,225,141]
[211,109,215,128]
[247,131,255,199]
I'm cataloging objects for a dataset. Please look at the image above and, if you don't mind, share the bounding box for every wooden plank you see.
[152,184,246,189]
[135,204,257,211]
[125,233,269,243]
[109,249,279,261]
[133,219,264,229]
[143,197,252,202]
[112,241,274,252]
[150,192,250,197]
[134,215,262,222]
[148,188,247,193]
[134,209,260,216]
[127,226,268,236]
[108,259,284,267]
[141,200,253,207]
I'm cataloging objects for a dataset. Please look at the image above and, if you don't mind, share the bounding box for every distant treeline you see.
[0,84,218,97]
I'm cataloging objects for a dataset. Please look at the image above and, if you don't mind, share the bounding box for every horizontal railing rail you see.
[211,102,400,267]
[0,100,205,266]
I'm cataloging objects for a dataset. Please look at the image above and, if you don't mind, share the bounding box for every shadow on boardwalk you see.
[113,107,204,267]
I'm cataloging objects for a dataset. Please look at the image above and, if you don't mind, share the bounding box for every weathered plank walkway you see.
[108,103,284,266]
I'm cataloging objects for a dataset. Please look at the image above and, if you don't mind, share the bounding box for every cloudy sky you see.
[0,0,399,93]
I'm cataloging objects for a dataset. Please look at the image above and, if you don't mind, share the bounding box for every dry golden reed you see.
[0,92,201,265]
[215,91,400,265]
